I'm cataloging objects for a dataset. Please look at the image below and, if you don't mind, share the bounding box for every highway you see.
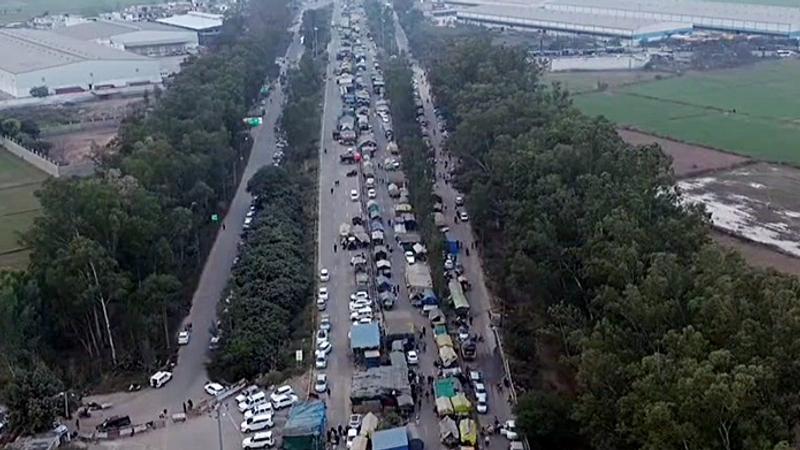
[391,8,517,449]
[85,12,309,429]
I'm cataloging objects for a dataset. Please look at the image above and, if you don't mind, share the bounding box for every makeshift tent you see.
[434,377,457,398]
[351,436,369,450]
[373,426,409,450]
[283,401,327,450]
[439,417,459,446]
[412,243,426,255]
[436,396,454,416]
[434,212,447,227]
[360,412,379,437]
[451,394,472,415]
[351,323,381,351]
[439,346,458,367]
[421,289,438,306]
[448,279,470,314]
[459,419,478,445]
[436,334,454,349]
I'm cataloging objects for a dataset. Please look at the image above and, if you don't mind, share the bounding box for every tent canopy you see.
[373,427,408,450]
[451,393,472,415]
[436,396,454,416]
[439,346,458,367]
[459,419,478,445]
[436,334,454,348]
[351,323,381,350]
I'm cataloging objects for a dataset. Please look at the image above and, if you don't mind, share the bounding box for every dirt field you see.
[712,231,800,276]
[679,163,800,259]
[618,129,751,178]
[43,122,118,165]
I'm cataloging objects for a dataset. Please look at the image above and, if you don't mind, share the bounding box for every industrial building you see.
[456,4,691,42]
[542,0,800,38]
[55,20,199,57]
[156,11,224,45]
[0,29,161,98]
[444,0,800,39]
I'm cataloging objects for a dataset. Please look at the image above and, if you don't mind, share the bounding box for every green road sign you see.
[211,214,219,222]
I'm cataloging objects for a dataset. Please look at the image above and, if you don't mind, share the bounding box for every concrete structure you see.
[542,0,800,38]
[156,11,224,45]
[0,29,161,98]
[55,20,199,57]
[456,4,691,42]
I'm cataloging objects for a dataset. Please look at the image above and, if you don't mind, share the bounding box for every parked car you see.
[404,251,415,264]
[238,391,268,413]
[242,431,275,449]
[316,341,332,355]
[149,371,172,389]
[350,189,360,201]
[319,268,330,282]
[407,350,419,365]
[500,420,519,440]
[241,413,274,433]
[319,314,332,331]
[318,287,329,301]
[316,328,329,344]
[348,414,362,430]
[314,373,328,393]
[204,382,224,396]
[244,402,274,420]
[316,353,328,369]
[459,210,469,222]
[272,394,298,410]
[177,331,190,345]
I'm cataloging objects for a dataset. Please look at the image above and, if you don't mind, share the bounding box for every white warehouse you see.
[0,29,161,98]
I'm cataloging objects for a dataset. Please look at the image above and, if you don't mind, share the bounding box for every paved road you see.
[86,15,309,429]
[392,9,517,450]
[316,0,362,438]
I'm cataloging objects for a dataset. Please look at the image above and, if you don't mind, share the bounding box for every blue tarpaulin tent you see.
[283,401,327,450]
[446,240,459,255]
[351,322,381,351]
[373,426,409,450]
[421,289,438,306]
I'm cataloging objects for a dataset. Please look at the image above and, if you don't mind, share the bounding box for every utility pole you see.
[314,26,319,57]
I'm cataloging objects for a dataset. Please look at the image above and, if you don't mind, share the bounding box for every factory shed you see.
[55,20,199,57]
[156,11,223,45]
[0,28,161,97]
[457,4,690,42]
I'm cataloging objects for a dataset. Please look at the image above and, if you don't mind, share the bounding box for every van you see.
[149,371,172,389]
[272,394,297,410]
[244,402,274,420]
[238,391,268,413]
[241,413,274,433]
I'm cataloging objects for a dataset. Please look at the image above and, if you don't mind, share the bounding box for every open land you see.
[0,0,163,24]
[544,70,671,94]
[618,129,750,178]
[678,163,800,259]
[704,0,800,5]
[0,150,47,269]
[574,59,800,165]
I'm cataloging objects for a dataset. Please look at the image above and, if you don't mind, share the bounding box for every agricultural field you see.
[574,59,800,165]
[0,0,163,24]
[544,70,671,94]
[0,150,47,269]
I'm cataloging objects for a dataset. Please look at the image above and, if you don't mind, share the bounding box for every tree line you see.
[0,0,292,434]
[394,5,800,449]
[208,6,331,383]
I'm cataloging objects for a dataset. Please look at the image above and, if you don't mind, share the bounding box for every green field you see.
[0,0,164,24]
[0,150,47,269]
[574,60,800,164]
[544,71,672,94]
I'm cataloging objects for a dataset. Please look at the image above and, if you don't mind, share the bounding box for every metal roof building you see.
[351,322,381,351]
[373,426,409,450]
[542,0,800,37]
[55,20,199,57]
[456,4,691,42]
[156,11,224,31]
[0,29,161,98]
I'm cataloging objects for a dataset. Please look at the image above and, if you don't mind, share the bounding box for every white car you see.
[500,420,519,440]
[459,210,469,222]
[272,393,298,410]
[316,297,327,311]
[149,371,172,389]
[319,314,332,331]
[319,268,330,282]
[235,386,261,404]
[270,385,295,403]
[242,431,275,449]
[477,396,488,414]
[455,195,464,206]
[241,413,274,433]
[316,353,328,369]
[243,217,253,229]
[177,331,190,345]
[444,258,454,271]
[314,374,328,393]
[346,428,358,448]
[351,291,369,302]
[204,382,224,396]
[358,317,372,324]
[349,299,370,312]
[318,287,329,301]
[244,402,274,420]
[474,382,487,395]
[316,340,332,355]
[404,251,415,264]
[367,188,377,199]
[316,328,329,344]
[350,189,360,201]
[406,350,419,365]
